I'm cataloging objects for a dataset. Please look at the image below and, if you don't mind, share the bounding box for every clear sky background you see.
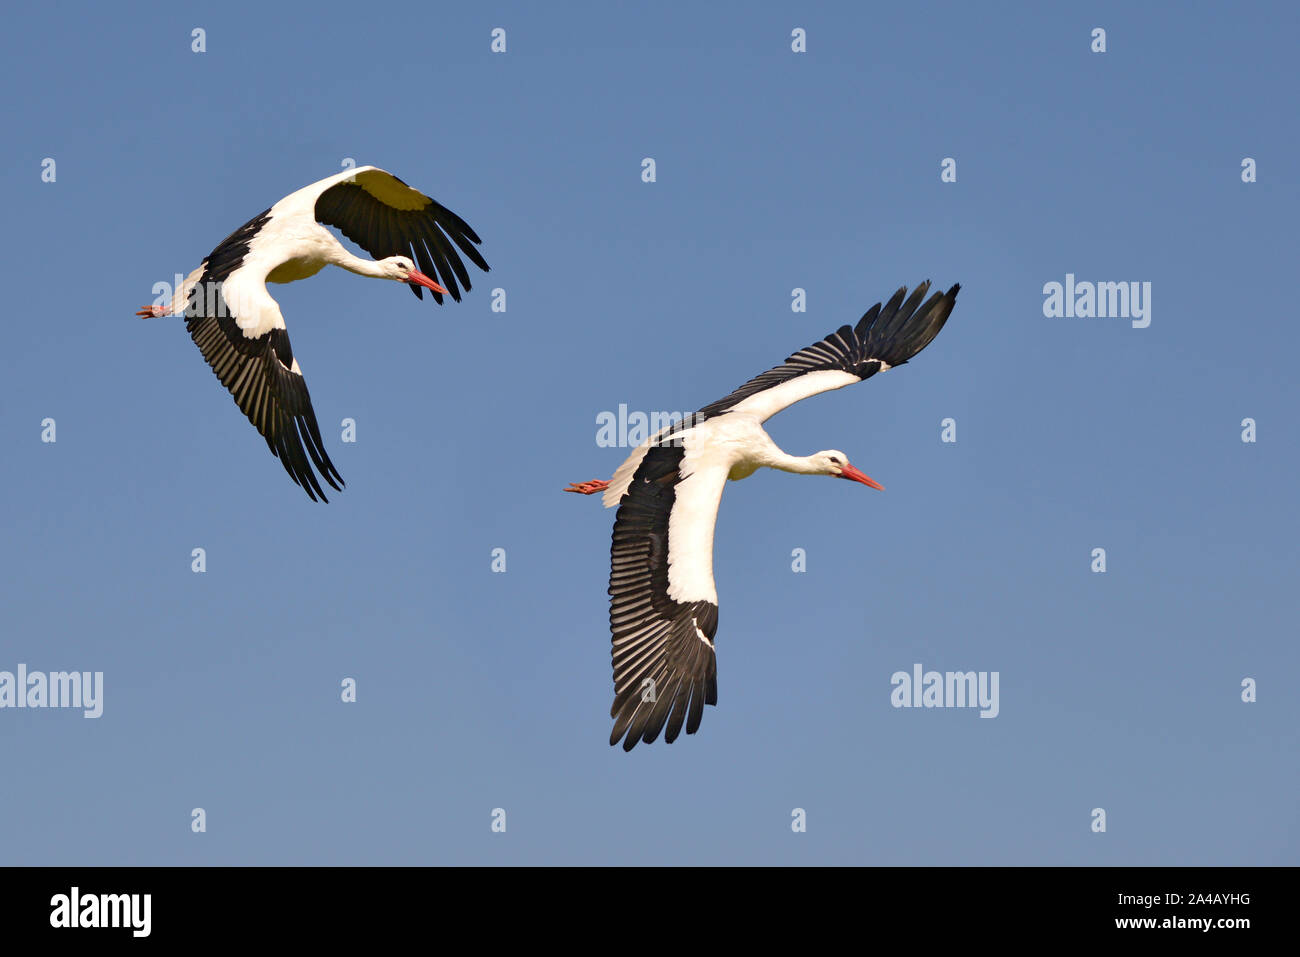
[1,1,1295,865]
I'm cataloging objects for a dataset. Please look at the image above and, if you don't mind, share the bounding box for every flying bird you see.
[138,166,490,501]
[567,281,960,750]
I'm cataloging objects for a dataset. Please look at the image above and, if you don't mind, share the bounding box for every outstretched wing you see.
[608,441,728,751]
[313,166,489,304]
[601,281,960,507]
[700,281,960,423]
[183,210,344,502]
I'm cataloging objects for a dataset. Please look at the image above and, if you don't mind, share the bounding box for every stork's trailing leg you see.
[565,479,610,495]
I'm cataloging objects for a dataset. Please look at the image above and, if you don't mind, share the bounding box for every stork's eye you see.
[829,456,841,465]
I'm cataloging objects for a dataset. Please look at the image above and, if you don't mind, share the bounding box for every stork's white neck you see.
[329,246,391,279]
[766,450,827,476]
[746,432,825,476]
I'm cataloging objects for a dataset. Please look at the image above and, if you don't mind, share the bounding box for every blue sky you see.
[1,1,1295,864]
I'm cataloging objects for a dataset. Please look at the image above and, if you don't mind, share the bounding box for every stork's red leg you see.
[136,305,169,318]
[565,479,610,495]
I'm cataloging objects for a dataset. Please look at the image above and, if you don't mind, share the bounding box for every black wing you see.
[608,444,719,751]
[695,281,960,423]
[183,211,344,502]
[314,168,490,304]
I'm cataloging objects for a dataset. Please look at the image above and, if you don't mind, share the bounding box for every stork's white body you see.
[602,371,863,505]
[610,411,858,606]
[167,168,434,339]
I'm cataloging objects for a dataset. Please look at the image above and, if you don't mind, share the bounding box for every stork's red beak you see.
[407,270,448,295]
[838,464,884,491]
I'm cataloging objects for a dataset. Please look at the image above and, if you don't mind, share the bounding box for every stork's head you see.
[383,256,448,294]
[813,450,884,490]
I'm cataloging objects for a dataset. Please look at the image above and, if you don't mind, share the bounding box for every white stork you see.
[138,166,490,501]
[567,281,960,750]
